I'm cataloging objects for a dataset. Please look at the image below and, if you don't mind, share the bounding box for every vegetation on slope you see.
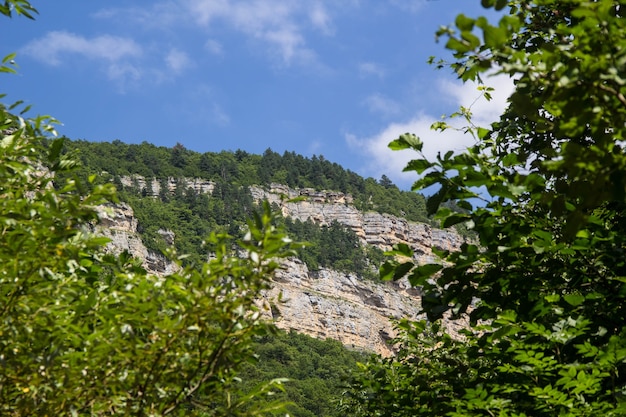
[241,331,368,417]
[0,109,299,415]
[110,185,382,279]
[344,0,626,415]
[61,139,433,224]
[55,138,434,278]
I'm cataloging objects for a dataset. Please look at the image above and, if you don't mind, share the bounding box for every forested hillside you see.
[61,139,433,224]
[56,139,442,276]
[53,138,430,416]
[239,332,367,417]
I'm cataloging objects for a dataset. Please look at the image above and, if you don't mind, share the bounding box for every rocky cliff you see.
[95,203,179,275]
[119,177,465,261]
[104,178,468,355]
[251,184,465,261]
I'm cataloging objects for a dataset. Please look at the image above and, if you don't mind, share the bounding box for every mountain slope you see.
[96,179,468,356]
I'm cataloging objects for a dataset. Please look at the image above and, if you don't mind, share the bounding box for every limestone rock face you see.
[102,179,469,354]
[249,184,466,264]
[260,258,424,356]
[120,176,214,197]
[95,203,178,275]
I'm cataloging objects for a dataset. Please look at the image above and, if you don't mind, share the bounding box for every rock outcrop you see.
[104,178,468,355]
[251,184,465,263]
[261,259,426,355]
[120,177,466,263]
[95,203,178,275]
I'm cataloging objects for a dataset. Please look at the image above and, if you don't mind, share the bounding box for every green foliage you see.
[120,180,255,266]
[345,0,626,416]
[342,320,490,417]
[0,0,37,19]
[0,118,298,415]
[241,331,367,417]
[283,218,383,279]
[0,119,298,415]
[61,139,433,225]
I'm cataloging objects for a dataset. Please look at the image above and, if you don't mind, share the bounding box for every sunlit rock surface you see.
[102,179,469,355]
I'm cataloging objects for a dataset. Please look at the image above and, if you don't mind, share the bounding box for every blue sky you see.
[1,1,513,188]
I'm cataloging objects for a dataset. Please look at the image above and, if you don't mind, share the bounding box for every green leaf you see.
[389,133,422,151]
[446,37,472,54]
[494,0,508,11]
[442,213,471,228]
[48,137,65,163]
[379,261,397,281]
[389,243,414,257]
[393,262,414,281]
[455,14,475,31]
[380,259,414,281]
[461,31,481,50]
[476,127,490,139]
[456,200,473,211]
[8,100,23,110]
[2,52,16,63]
[482,24,508,49]
[407,263,443,286]
[403,158,433,174]
[426,183,449,215]
[563,293,585,307]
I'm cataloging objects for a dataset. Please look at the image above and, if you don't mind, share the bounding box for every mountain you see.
[93,174,469,356]
[53,138,473,415]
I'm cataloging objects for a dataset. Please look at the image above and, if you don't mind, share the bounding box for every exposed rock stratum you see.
[102,179,468,356]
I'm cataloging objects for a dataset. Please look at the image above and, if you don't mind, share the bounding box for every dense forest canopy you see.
[61,139,433,224]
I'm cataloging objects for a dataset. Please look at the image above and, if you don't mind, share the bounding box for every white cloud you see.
[22,31,143,87]
[96,0,334,67]
[263,25,307,63]
[23,31,142,66]
[346,114,465,187]
[204,39,223,55]
[363,93,401,117]
[389,0,426,13]
[210,103,231,126]
[187,0,324,66]
[308,139,323,155]
[107,63,142,84]
[165,48,193,74]
[309,2,333,35]
[92,2,181,29]
[358,61,385,79]
[347,73,515,188]
[439,73,515,125]
[188,0,293,31]
[180,83,231,127]
[22,31,197,89]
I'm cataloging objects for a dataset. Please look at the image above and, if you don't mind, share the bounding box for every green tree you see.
[171,142,188,169]
[378,175,394,189]
[0,3,296,416]
[345,1,626,416]
[0,115,298,416]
